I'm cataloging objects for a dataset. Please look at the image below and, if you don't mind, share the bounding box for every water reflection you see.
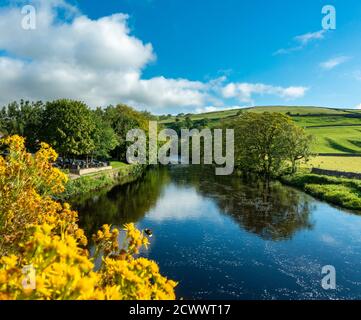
[73,168,170,238]
[145,185,214,222]
[74,165,314,241]
[74,165,361,299]
[196,177,314,241]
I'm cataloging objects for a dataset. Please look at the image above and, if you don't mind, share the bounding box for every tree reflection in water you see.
[165,166,315,241]
[72,167,171,239]
[73,165,314,242]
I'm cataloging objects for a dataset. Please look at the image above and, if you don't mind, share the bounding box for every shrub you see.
[282,171,361,211]
[0,136,176,300]
[304,184,361,210]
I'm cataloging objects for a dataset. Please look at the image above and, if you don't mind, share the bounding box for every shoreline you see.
[58,164,147,201]
[280,171,361,213]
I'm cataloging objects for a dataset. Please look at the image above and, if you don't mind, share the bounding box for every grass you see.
[281,171,361,211]
[110,161,129,169]
[161,106,349,123]
[304,156,361,173]
[60,162,145,200]
[60,174,114,200]
[293,116,361,127]
[306,126,361,154]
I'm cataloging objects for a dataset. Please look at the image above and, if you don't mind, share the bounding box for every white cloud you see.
[355,103,361,109]
[294,30,326,45]
[145,185,219,222]
[0,1,211,112]
[221,82,308,103]
[320,56,350,70]
[274,30,326,55]
[0,0,308,113]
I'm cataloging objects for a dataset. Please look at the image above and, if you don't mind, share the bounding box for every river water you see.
[74,165,361,299]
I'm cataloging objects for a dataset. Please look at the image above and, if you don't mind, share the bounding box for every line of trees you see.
[0,99,151,162]
[0,100,314,176]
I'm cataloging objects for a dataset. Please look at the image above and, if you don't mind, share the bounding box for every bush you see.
[304,184,361,210]
[0,136,176,300]
[282,171,361,211]
[62,175,114,199]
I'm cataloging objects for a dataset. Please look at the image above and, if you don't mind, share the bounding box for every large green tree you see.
[40,99,96,158]
[104,104,149,161]
[91,108,119,159]
[226,112,312,177]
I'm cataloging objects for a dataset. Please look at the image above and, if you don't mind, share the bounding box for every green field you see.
[306,127,361,153]
[160,106,349,123]
[162,106,361,155]
[304,156,361,173]
[294,116,361,127]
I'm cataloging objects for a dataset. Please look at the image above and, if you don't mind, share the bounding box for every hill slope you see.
[161,106,361,154]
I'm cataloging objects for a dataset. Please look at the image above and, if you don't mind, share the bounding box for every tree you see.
[184,116,193,128]
[197,118,209,129]
[140,110,157,120]
[0,100,44,151]
[40,99,96,159]
[104,104,149,161]
[284,124,314,173]
[0,108,7,137]
[226,112,312,178]
[91,108,118,159]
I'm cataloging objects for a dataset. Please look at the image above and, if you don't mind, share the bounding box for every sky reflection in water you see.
[75,166,361,299]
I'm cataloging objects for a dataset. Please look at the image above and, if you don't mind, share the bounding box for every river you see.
[74,165,361,299]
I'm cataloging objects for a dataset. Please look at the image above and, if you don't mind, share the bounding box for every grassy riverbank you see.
[59,163,146,200]
[281,171,361,211]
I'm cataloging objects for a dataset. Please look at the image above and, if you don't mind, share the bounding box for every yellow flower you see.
[0,135,177,300]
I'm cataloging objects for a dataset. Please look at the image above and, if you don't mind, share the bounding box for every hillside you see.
[161,106,361,155]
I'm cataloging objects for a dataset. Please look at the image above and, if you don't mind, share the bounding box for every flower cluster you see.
[0,136,176,300]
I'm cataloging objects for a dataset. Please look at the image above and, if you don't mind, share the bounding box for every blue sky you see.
[1,0,361,113]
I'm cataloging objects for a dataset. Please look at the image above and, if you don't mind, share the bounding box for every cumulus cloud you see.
[0,0,308,113]
[274,30,326,55]
[355,103,361,109]
[0,0,212,111]
[221,82,308,103]
[320,56,351,70]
